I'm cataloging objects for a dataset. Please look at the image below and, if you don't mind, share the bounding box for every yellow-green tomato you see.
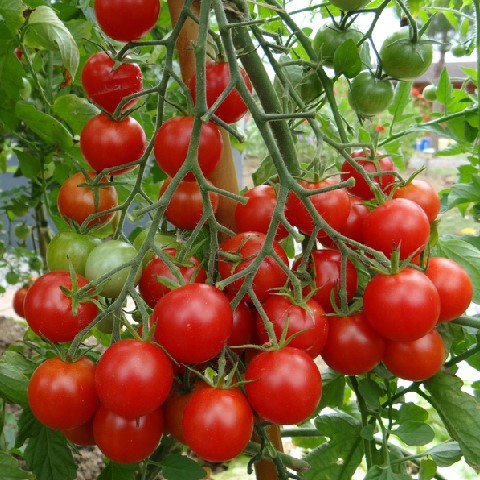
[329,0,369,11]
[84,240,142,298]
[47,231,101,277]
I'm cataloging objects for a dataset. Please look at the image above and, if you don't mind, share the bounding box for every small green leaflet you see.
[0,351,35,406]
[97,462,137,480]
[436,68,452,107]
[160,453,206,480]
[52,95,99,135]
[425,441,462,467]
[388,81,412,121]
[333,39,362,79]
[0,0,24,36]
[391,420,435,446]
[364,465,411,480]
[24,6,80,80]
[0,452,34,480]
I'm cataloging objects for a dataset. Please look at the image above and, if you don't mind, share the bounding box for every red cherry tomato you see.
[182,387,253,462]
[227,301,256,349]
[393,179,440,223]
[80,114,146,175]
[285,179,351,238]
[13,286,29,318]
[424,257,473,322]
[321,313,385,375]
[28,357,98,430]
[363,268,440,342]
[383,329,445,381]
[81,52,142,113]
[189,62,252,124]
[362,198,430,259]
[24,271,98,343]
[154,116,223,181]
[244,347,322,425]
[63,419,96,446]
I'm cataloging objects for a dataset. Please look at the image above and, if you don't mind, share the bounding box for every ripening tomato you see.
[256,296,328,358]
[363,268,440,342]
[244,347,322,425]
[81,52,142,113]
[57,172,118,229]
[183,387,253,462]
[93,405,164,464]
[80,114,146,175]
[159,177,219,230]
[28,357,98,430]
[218,231,289,302]
[235,185,288,241]
[63,419,96,446]
[94,0,160,42]
[424,257,473,322]
[393,179,440,224]
[383,330,445,381]
[139,248,207,308]
[154,116,223,181]
[13,286,29,318]
[321,313,385,375]
[341,150,396,200]
[189,62,252,123]
[362,198,430,259]
[285,179,351,238]
[152,283,233,364]
[24,271,98,342]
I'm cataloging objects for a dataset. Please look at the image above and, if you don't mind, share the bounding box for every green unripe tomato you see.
[422,84,437,102]
[84,240,142,298]
[28,256,44,271]
[96,315,115,334]
[348,71,394,116]
[329,0,369,11]
[451,44,466,57]
[47,231,101,277]
[14,224,32,240]
[313,25,363,68]
[132,229,178,266]
[301,71,323,103]
[10,203,29,218]
[380,29,433,81]
[6,271,20,285]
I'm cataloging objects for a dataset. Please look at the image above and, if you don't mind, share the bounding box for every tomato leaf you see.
[16,408,42,449]
[52,94,99,135]
[0,351,35,406]
[0,0,24,36]
[436,67,452,107]
[160,453,206,480]
[24,6,80,80]
[15,102,73,149]
[364,465,411,480]
[388,81,412,121]
[24,425,77,480]
[391,420,435,446]
[425,441,462,467]
[305,410,363,480]
[358,378,383,411]
[436,236,480,304]
[252,155,276,186]
[97,462,137,480]
[333,39,362,79]
[425,372,480,470]
[0,452,34,480]
[418,458,437,480]
[318,370,345,410]
[397,402,429,423]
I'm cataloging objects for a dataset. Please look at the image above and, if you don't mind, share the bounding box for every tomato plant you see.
[348,71,394,116]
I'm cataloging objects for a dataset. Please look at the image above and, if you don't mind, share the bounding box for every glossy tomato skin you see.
[300,249,358,313]
[57,172,118,229]
[95,339,173,419]
[341,151,396,200]
[84,240,142,298]
[93,405,164,464]
[245,347,322,425]
[285,180,351,238]
[139,248,207,308]
[383,330,445,381]
[13,286,29,318]
[28,357,98,430]
[189,62,252,123]
[218,232,289,302]
[348,71,394,116]
[160,177,219,230]
[154,116,223,180]
[227,301,256,349]
[81,52,142,113]
[63,419,96,446]
[363,268,441,342]
[321,313,385,375]
[80,114,146,175]
[393,179,440,224]
[153,283,233,364]
[256,296,328,358]
[182,387,253,462]
[46,231,100,277]
[24,272,98,342]
[362,198,430,259]
[424,257,473,322]
[235,185,288,241]
[94,0,160,42]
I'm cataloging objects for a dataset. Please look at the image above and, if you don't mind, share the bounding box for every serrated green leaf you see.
[436,68,452,106]
[388,81,412,123]
[0,452,34,480]
[52,95,99,135]
[0,351,35,406]
[425,373,480,469]
[0,0,24,36]
[436,237,480,304]
[333,39,362,79]
[161,453,205,480]
[16,408,42,449]
[318,371,346,410]
[15,102,73,149]
[425,441,462,467]
[391,420,435,446]
[25,426,76,480]
[97,462,137,480]
[305,410,363,480]
[24,6,79,79]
